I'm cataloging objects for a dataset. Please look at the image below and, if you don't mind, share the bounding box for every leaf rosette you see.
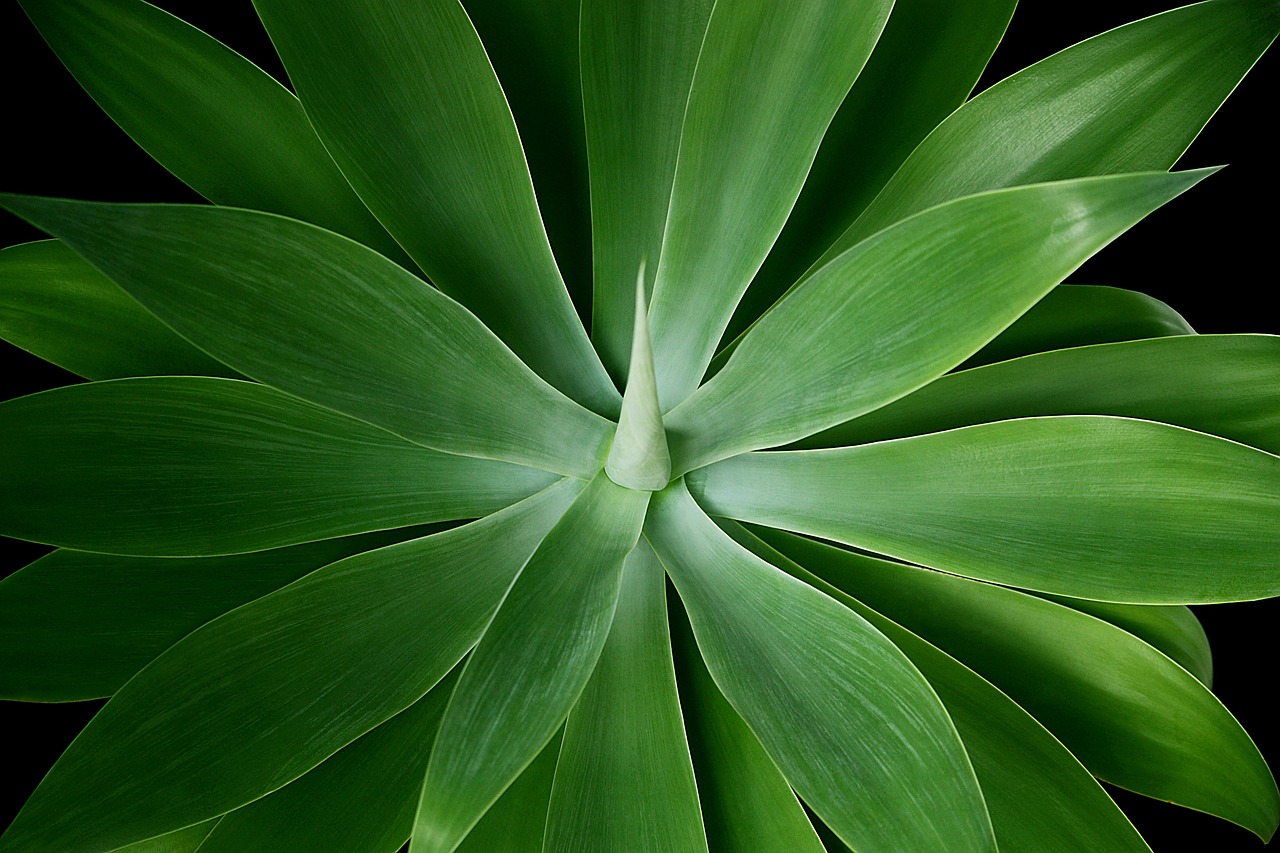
[1,1,1278,851]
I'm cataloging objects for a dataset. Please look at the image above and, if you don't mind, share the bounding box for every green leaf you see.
[667,171,1211,471]
[670,597,826,853]
[1038,595,1213,688]
[580,0,715,382]
[455,732,562,853]
[757,529,1280,841]
[690,415,1280,604]
[730,525,1153,853]
[646,482,996,853]
[961,284,1195,369]
[605,268,671,491]
[545,541,707,852]
[198,669,459,853]
[413,473,649,853]
[107,822,218,853]
[0,377,552,556]
[731,0,1016,341]
[0,526,443,701]
[0,196,613,478]
[462,0,592,320]
[819,0,1280,263]
[801,335,1280,455]
[251,0,617,414]
[17,0,405,263]
[0,480,582,852]
[0,240,235,380]
[646,0,894,407]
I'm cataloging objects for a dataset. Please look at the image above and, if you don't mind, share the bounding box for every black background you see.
[1,1,1276,849]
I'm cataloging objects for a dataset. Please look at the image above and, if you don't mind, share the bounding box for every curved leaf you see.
[580,0,714,381]
[758,529,1279,841]
[17,0,404,262]
[646,482,996,853]
[732,0,1016,340]
[414,474,649,853]
[108,822,218,853]
[691,415,1280,603]
[251,0,617,413]
[961,284,1194,369]
[0,378,552,556]
[0,196,614,477]
[803,335,1280,454]
[821,0,1280,262]
[670,598,826,853]
[646,0,894,407]
[0,240,235,380]
[667,171,1211,472]
[0,526,443,701]
[198,669,459,853]
[455,732,562,853]
[0,480,582,853]
[545,541,707,852]
[729,524,1153,853]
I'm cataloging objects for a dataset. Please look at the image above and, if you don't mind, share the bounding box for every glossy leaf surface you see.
[0,195,613,477]
[252,0,617,413]
[692,416,1280,603]
[647,483,995,853]
[0,481,581,852]
[455,733,562,853]
[668,171,1209,471]
[0,378,551,556]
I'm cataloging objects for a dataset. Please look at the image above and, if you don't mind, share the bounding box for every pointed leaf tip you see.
[605,263,671,491]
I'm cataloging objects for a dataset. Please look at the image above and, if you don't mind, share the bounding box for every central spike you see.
[605,263,671,491]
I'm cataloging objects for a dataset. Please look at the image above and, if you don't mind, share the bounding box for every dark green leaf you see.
[802,335,1280,454]
[545,542,707,852]
[0,378,552,556]
[0,196,614,477]
[251,0,617,413]
[414,474,649,853]
[668,171,1210,471]
[18,0,405,262]
[758,529,1279,840]
[455,732,562,853]
[691,415,1280,603]
[0,526,443,701]
[647,483,995,853]
[0,480,582,852]
[108,821,218,853]
[0,240,235,380]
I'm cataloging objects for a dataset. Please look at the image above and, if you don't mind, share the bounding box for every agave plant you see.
[2,0,1279,850]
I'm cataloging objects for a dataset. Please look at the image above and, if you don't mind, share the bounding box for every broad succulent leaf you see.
[2,1,1278,850]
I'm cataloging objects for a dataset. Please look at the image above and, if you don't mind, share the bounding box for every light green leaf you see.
[821,0,1280,262]
[646,482,996,853]
[605,268,671,491]
[455,732,562,853]
[0,196,613,478]
[730,524,1153,853]
[1038,595,1213,688]
[732,0,1016,340]
[462,0,592,318]
[0,378,552,556]
[0,480,582,853]
[107,821,218,853]
[251,0,617,414]
[800,335,1280,455]
[580,0,714,381]
[961,284,1194,369]
[667,171,1211,471]
[198,669,460,853]
[0,240,235,380]
[670,597,826,853]
[757,529,1279,841]
[646,0,894,407]
[17,0,405,263]
[0,526,443,701]
[545,541,707,853]
[691,415,1280,604]
[414,473,649,853]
